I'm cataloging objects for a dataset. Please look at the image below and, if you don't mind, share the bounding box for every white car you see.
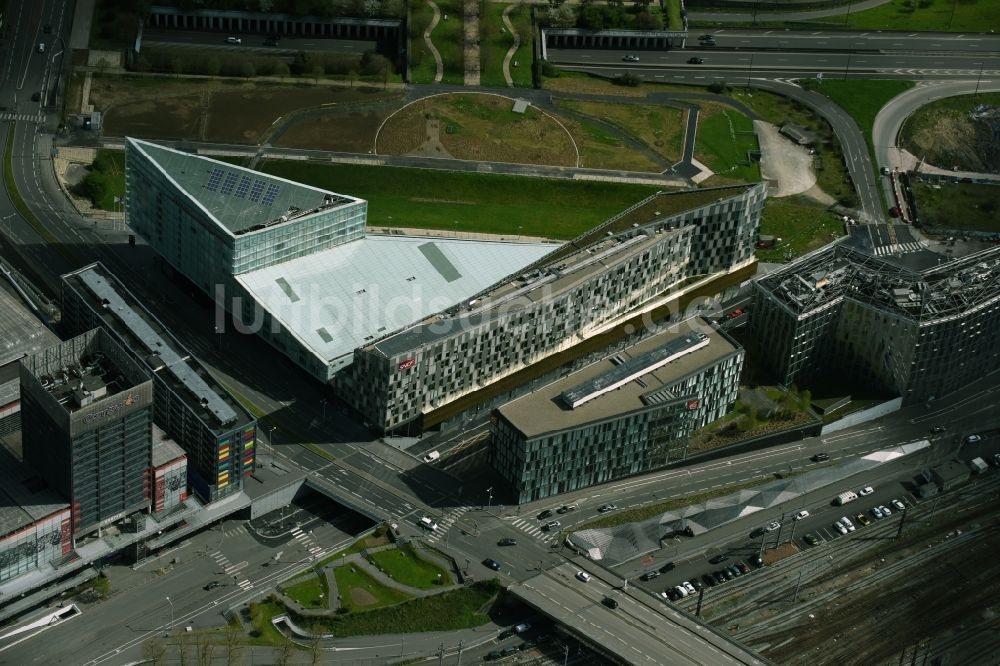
[674,585,689,598]
[859,486,874,496]
[891,498,906,512]
[793,510,810,521]
[576,571,591,583]
[682,581,696,595]
[833,521,848,535]
[879,505,892,517]
[871,506,883,519]
[764,520,781,532]
[598,504,617,513]
[225,36,242,44]
[966,434,982,443]
[418,516,438,531]
[422,450,440,463]
[841,517,856,532]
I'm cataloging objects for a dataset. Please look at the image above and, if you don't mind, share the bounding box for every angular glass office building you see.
[491,319,744,502]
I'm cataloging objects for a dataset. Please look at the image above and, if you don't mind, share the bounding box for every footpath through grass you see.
[695,105,760,183]
[507,4,534,88]
[409,0,438,84]
[369,543,452,589]
[282,572,329,609]
[258,161,660,239]
[433,0,466,85]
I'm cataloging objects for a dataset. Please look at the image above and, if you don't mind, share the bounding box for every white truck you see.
[970,457,989,474]
[835,490,859,506]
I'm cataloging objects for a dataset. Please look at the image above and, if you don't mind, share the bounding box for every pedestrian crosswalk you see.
[209,550,254,592]
[507,517,557,543]
[874,241,925,256]
[290,525,323,556]
[0,112,44,123]
[426,506,470,544]
[223,524,246,538]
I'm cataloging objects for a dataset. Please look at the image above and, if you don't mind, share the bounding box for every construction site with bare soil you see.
[672,476,1000,665]
[900,93,1000,174]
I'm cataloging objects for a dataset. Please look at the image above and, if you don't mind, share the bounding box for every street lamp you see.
[843,53,852,81]
[746,53,755,91]
[974,62,984,105]
[165,596,174,633]
[268,426,277,464]
[486,487,493,513]
[844,0,854,27]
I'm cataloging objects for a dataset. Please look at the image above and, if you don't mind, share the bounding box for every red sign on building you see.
[398,358,416,371]
[686,399,700,410]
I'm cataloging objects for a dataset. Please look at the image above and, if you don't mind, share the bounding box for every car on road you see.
[698,34,714,41]
[871,506,884,520]
[543,520,561,531]
[514,622,531,634]
[764,520,781,532]
[498,537,517,546]
[576,571,591,582]
[834,520,848,535]
[891,498,906,512]
[811,452,830,462]
[537,509,553,520]
[263,37,280,46]
[879,504,892,517]
[622,55,639,62]
[598,503,617,513]
[804,533,820,545]
[859,486,875,496]
[659,561,676,573]
[640,571,660,581]
[856,513,872,526]
[483,558,502,571]
[966,434,982,443]
[422,450,440,462]
[418,516,438,531]
[700,39,716,46]
[930,426,945,433]
[709,553,729,564]
[37,42,45,53]
[687,57,704,64]
[602,596,619,609]
[225,36,242,44]
[793,510,810,521]
[556,504,577,514]
[204,580,222,590]
[736,561,750,575]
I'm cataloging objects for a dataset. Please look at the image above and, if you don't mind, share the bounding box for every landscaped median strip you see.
[2,123,76,264]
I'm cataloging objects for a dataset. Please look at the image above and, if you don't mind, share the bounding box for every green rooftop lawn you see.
[368,544,452,590]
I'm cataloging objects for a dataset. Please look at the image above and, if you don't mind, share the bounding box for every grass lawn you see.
[507,4,534,88]
[334,565,413,612]
[695,104,760,183]
[85,150,126,210]
[912,180,1000,232]
[554,99,685,163]
[248,600,288,645]
[550,111,661,172]
[410,0,438,84]
[258,160,659,239]
[800,79,914,141]
[434,0,466,85]
[480,2,510,88]
[282,572,329,609]
[900,92,1000,172]
[369,543,452,589]
[577,476,775,531]
[817,0,997,31]
[315,580,500,637]
[665,0,683,30]
[756,196,846,262]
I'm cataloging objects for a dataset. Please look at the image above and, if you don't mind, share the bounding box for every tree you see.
[632,10,662,30]
[311,64,324,83]
[142,638,167,666]
[224,622,243,666]
[81,173,108,207]
[275,62,291,80]
[799,389,812,411]
[196,634,215,666]
[547,4,576,27]
[240,61,256,78]
[277,638,294,666]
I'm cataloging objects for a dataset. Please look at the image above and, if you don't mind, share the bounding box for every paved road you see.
[142,28,377,55]
[689,0,892,23]
[683,29,1000,54]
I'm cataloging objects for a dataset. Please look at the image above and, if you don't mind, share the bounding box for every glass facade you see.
[0,510,70,583]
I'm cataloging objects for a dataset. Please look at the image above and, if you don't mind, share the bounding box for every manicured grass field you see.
[334,565,413,613]
[369,543,452,589]
[552,112,661,172]
[755,196,846,262]
[818,0,997,32]
[800,79,914,142]
[507,4,534,88]
[315,580,500,637]
[86,149,126,211]
[913,180,1000,232]
[258,160,659,239]
[434,0,466,85]
[410,0,439,84]
[555,99,685,163]
[695,105,760,183]
[480,2,510,87]
[282,572,329,609]
[248,599,288,645]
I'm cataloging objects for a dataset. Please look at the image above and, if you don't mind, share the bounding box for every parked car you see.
[702,573,717,587]
[855,513,872,526]
[736,561,750,575]
[501,646,518,657]
[514,623,531,634]
[659,561,676,573]
[622,55,640,62]
[690,579,704,592]
[537,510,553,520]
[879,505,892,517]
[486,650,503,661]
[682,581,696,595]
[498,628,517,640]
[793,510,810,520]
[37,42,45,53]
[872,506,884,519]
[598,504,617,513]
[891,498,906,512]
[498,537,517,546]
[544,521,561,531]
[721,569,734,581]
[750,554,763,568]
[714,571,728,583]
[709,554,729,564]
[834,521,848,535]
[640,571,660,581]
[841,516,856,532]
[687,57,704,64]
[674,585,689,598]
[225,36,242,44]
[602,596,619,609]
[750,527,766,538]
[518,641,536,652]
[966,434,982,443]
[483,558,502,571]
[804,533,820,545]
[665,587,681,600]
[859,486,875,496]
[576,571,591,582]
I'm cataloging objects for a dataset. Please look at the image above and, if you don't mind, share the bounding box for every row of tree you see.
[129,50,394,80]
[544,4,666,31]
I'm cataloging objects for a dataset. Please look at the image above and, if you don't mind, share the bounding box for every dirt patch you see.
[377,94,577,166]
[348,587,378,606]
[762,542,799,565]
[544,75,648,98]
[275,110,390,153]
[904,111,982,171]
[901,97,1000,174]
[103,95,203,141]
[755,120,817,197]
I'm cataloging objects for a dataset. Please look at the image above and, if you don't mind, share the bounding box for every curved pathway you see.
[501,3,520,87]
[424,0,444,84]
[690,0,893,23]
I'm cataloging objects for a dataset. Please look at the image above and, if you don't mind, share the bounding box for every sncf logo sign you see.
[398,358,416,371]
[686,399,700,411]
[83,392,140,423]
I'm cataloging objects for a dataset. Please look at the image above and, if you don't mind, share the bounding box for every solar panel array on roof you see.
[220,172,239,195]
[248,180,265,202]
[262,183,281,206]
[78,269,239,426]
[206,168,224,192]
[234,175,251,198]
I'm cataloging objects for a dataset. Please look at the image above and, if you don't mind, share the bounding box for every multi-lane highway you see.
[142,28,377,55]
